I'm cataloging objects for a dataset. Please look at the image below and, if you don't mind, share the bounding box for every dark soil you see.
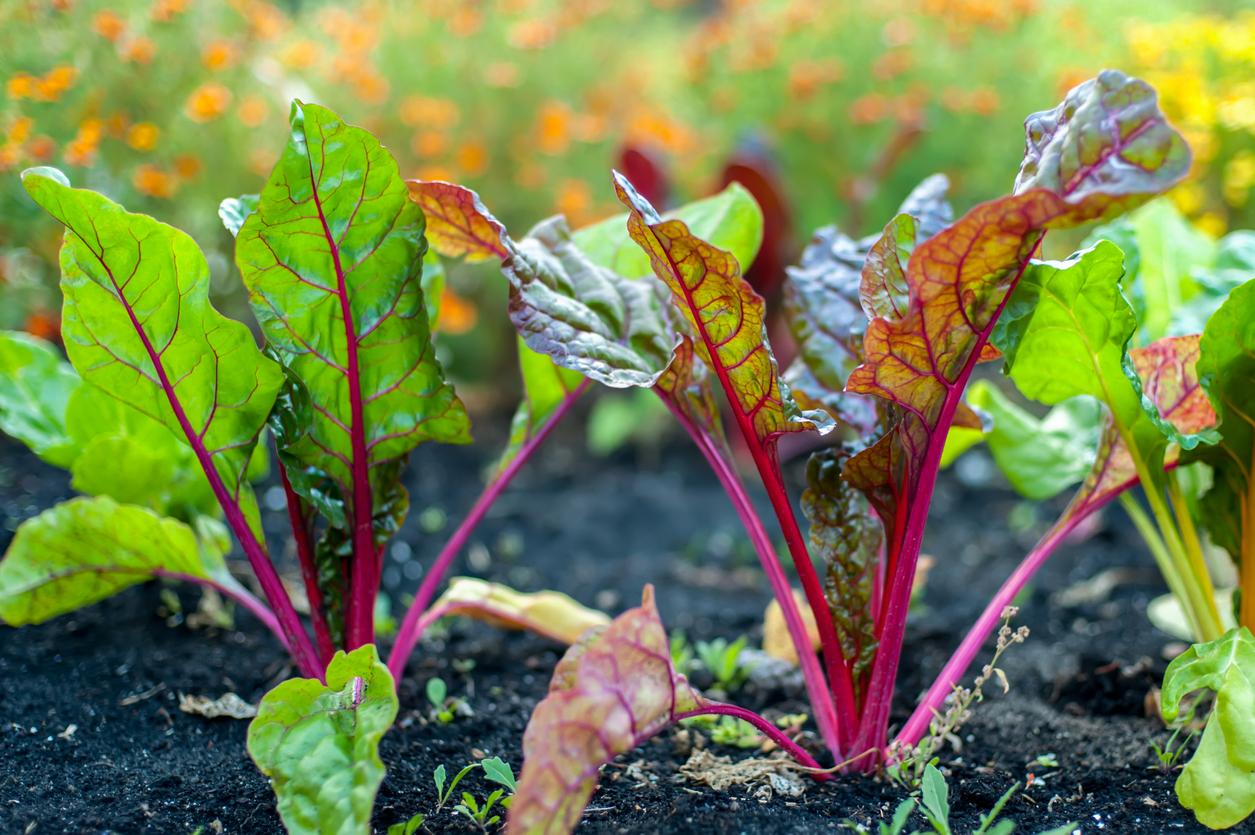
[0,418,1229,834]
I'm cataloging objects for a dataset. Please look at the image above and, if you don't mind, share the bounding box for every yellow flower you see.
[126,122,161,152]
[7,116,33,144]
[280,39,319,70]
[185,83,232,123]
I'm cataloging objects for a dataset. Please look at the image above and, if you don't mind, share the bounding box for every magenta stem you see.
[659,392,844,757]
[92,253,320,677]
[674,702,829,777]
[387,379,592,679]
[850,239,1044,761]
[279,461,336,664]
[155,569,284,644]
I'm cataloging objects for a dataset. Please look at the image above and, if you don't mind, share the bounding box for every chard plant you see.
[453,70,1194,832]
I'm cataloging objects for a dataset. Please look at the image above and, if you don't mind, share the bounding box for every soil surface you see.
[0,417,1229,834]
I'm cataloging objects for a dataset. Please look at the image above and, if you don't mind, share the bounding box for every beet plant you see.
[408,70,1194,830]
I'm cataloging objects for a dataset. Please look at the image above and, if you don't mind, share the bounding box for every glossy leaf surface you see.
[248,645,397,835]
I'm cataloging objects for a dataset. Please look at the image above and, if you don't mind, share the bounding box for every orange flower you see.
[484,62,521,88]
[173,154,202,179]
[849,93,889,125]
[237,96,269,128]
[455,140,488,176]
[202,40,236,71]
[248,147,278,176]
[412,130,447,158]
[788,59,843,99]
[434,288,477,335]
[968,86,1001,116]
[24,311,60,343]
[536,101,572,155]
[64,136,97,167]
[7,116,33,145]
[555,179,593,226]
[448,7,482,37]
[0,145,19,172]
[132,164,176,198]
[415,164,455,182]
[508,19,556,49]
[43,65,77,94]
[121,37,156,64]
[6,73,35,100]
[92,10,125,42]
[151,0,189,22]
[126,122,160,151]
[27,135,56,161]
[280,39,318,70]
[399,96,460,129]
[873,49,914,81]
[185,83,232,122]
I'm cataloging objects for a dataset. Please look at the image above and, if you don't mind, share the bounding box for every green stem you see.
[1119,492,1200,632]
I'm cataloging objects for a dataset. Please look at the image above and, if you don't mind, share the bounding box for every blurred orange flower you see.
[7,117,33,145]
[27,136,56,161]
[202,40,236,71]
[536,101,572,155]
[237,96,269,128]
[6,73,35,100]
[126,122,160,151]
[173,154,202,179]
[399,96,460,129]
[121,37,156,64]
[456,140,489,176]
[151,0,189,22]
[448,7,482,37]
[508,19,556,49]
[92,10,126,42]
[24,311,60,343]
[280,39,319,70]
[412,130,448,158]
[435,288,477,335]
[185,83,232,122]
[484,62,521,88]
[133,164,176,198]
[555,179,593,226]
[849,93,889,125]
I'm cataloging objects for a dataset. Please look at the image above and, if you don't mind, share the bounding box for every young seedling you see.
[695,635,754,693]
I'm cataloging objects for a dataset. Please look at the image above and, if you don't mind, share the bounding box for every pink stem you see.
[659,392,844,757]
[97,259,319,677]
[895,470,1149,750]
[155,569,285,646]
[386,380,592,679]
[850,239,1044,762]
[279,462,336,664]
[674,702,829,776]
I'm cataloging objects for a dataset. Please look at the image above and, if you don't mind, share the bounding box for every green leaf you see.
[248,645,398,835]
[481,756,516,792]
[1087,198,1217,341]
[21,166,283,537]
[237,101,469,520]
[1185,278,1255,568]
[951,380,1102,501]
[1162,627,1255,829]
[497,338,584,475]
[920,763,952,835]
[218,193,259,238]
[574,182,764,278]
[0,330,80,467]
[0,496,233,625]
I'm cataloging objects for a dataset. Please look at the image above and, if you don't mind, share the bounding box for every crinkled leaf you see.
[428,576,609,646]
[1161,627,1255,829]
[237,102,469,522]
[653,336,729,450]
[248,645,398,835]
[951,380,1102,500]
[803,447,880,693]
[573,182,764,278]
[496,338,586,478]
[508,586,704,834]
[218,193,259,238]
[0,330,80,467]
[613,173,831,446]
[844,71,1189,548]
[0,496,234,625]
[1185,278,1255,565]
[782,176,951,434]
[409,180,677,389]
[22,167,282,536]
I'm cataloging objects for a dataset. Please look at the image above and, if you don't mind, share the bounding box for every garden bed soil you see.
[0,421,1223,834]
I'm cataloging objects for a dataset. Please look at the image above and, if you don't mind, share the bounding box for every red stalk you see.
[659,391,844,757]
[303,162,375,650]
[91,253,320,677]
[673,703,828,776]
[850,239,1044,762]
[387,379,591,679]
[279,461,335,664]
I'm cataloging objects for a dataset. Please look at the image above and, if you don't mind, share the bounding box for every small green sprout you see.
[695,635,753,692]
